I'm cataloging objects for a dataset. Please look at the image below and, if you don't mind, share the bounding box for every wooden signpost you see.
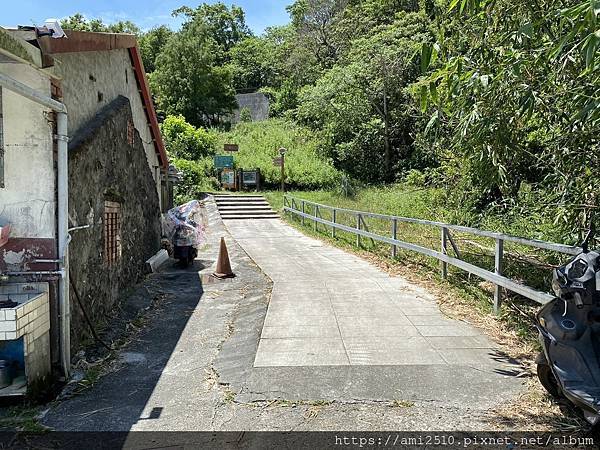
[224,143,239,152]
[278,148,286,193]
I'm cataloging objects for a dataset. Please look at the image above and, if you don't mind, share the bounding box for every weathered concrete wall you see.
[232,92,270,123]
[67,96,161,347]
[0,60,56,271]
[55,50,163,209]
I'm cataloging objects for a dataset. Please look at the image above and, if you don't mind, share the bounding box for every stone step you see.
[220,210,276,216]
[216,201,270,205]
[217,200,271,205]
[218,206,274,211]
[216,203,269,207]
[214,195,265,201]
[221,214,280,220]
[215,194,278,220]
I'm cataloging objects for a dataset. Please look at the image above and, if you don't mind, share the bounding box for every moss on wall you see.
[0,28,35,65]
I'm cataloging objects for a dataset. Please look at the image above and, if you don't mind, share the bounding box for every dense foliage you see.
[65,1,600,243]
[212,119,341,189]
[170,157,218,204]
[149,9,239,128]
[161,115,216,160]
[416,0,600,241]
[61,14,141,34]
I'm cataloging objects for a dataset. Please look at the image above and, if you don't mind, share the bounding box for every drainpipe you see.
[56,111,70,378]
[0,72,71,378]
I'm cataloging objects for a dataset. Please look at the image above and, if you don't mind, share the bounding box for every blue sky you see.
[2,0,291,34]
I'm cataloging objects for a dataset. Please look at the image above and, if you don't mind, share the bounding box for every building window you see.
[0,87,4,188]
[104,201,122,266]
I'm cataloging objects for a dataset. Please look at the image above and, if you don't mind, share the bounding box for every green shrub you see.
[239,107,252,122]
[161,115,216,160]
[404,169,427,187]
[335,174,360,198]
[172,157,218,204]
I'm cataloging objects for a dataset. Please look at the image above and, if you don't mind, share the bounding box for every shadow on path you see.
[42,262,204,432]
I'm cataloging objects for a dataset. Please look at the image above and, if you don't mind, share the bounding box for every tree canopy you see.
[61,13,140,34]
[61,0,600,241]
[149,17,237,128]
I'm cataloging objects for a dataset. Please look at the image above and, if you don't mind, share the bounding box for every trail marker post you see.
[279,147,287,193]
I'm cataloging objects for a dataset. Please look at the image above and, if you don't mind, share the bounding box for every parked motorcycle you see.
[163,201,205,268]
[173,229,198,268]
[536,229,600,426]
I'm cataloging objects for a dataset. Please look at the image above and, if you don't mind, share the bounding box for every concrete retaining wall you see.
[232,92,270,123]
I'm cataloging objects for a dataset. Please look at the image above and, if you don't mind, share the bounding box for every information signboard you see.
[242,171,258,185]
[214,155,234,169]
[221,168,235,188]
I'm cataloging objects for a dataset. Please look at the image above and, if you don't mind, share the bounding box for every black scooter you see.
[173,225,198,268]
[536,229,600,426]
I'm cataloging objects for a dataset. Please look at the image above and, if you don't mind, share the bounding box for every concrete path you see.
[40,198,526,432]
[226,219,499,369]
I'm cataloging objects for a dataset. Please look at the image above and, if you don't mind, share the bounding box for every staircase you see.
[214,195,279,220]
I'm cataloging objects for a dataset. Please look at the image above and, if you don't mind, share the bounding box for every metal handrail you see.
[283,195,581,310]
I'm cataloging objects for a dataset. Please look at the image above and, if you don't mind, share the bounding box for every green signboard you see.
[214,155,234,169]
[242,171,258,185]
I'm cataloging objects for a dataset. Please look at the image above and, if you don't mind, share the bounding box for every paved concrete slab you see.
[254,337,350,366]
[425,335,492,349]
[339,322,419,338]
[225,219,503,371]
[415,324,481,337]
[262,325,341,338]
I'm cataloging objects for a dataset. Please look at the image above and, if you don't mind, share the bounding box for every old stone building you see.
[0,27,170,389]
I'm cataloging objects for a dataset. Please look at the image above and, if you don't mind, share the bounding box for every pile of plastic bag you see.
[163,201,206,247]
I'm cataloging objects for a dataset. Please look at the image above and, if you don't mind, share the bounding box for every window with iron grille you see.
[104,201,122,266]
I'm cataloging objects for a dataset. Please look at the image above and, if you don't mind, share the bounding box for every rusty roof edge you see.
[128,46,169,171]
[38,30,137,54]
[32,29,168,171]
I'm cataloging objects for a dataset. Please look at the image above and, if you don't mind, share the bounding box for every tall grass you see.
[211,119,341,190]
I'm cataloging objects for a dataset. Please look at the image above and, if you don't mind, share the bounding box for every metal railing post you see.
[314,205,319,232]
[441,227,448,279]
[356,213,361,247]
[280,196,578,307]
[392,218,398,258]
[494,238,504,313]
[332,208,336,238]
[301,201,305,226]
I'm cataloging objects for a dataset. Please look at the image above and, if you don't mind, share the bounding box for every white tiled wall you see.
[0,292,50,342]
[0,283,51,386]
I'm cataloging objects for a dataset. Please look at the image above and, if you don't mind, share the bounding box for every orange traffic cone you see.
[213,237,235,279]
